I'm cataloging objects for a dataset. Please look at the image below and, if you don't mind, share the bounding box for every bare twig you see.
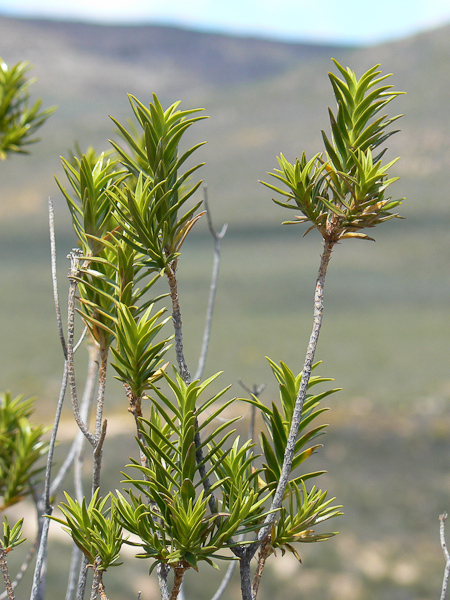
[167,262,191,384]
[440,513,450,600]
[65,547,82,600]
[238,381,265,444]
[52,346,99,498]
[236,240,334,599]
[0,537,37,600]
[67,250,96,447]
[194,185,227,381]
[49,198,67,358]
[30,517,51,600]
[0,549,16,600]
[256,240,333,544]
[210,561,237,600]
[252,541,271,599]
[157,564,170,600]
[239,555,253,600]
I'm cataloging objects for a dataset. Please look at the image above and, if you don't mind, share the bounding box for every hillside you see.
[0,17,449,228]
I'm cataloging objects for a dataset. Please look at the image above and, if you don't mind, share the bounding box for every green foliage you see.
[270,482,342,561]
[55,151,126,255]
[48,490,123,571]
[115,371,266,571]
[262,59,404,242]
[110,303,171,400]
[0,58,55,159]
[0,516,25,554]
[0,392,48,511]
[109,94,207,272]
[244,359,340,492]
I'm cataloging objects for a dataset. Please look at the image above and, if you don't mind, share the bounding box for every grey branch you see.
[67,250,96,447]
[49,198,67,358]
[194,185,227,381]
[440,513,450,600]
[210,561,237,600]
[51,348,99,498]
[256,240,333,546]
[167,263,191,384]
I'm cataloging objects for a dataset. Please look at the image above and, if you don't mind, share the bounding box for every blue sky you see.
[0,0,449,45]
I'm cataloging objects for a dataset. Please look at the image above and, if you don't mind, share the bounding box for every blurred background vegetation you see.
[1,14,450,600]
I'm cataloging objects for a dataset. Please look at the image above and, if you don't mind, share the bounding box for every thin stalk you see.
[65,548,82,600]
[210,561,236,600]
[91,344,109,497]
[52,346,99,498]
[0,538,37,600]
[157,564,170,600]
[167,262,190,384]
[166,261,218,514]
[91,420,107,496]
[248,239,334,564]
[251,542,271,599]
[194,185,227,381]
[94,346,108,441]
[29,518,50,600]
[76,557,89,600]
[67,250,95,447]
[440,513,450,600]
[49,198,67,358]
[0,549,15,600]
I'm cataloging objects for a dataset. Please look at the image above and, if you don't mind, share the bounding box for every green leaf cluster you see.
[246,359,340,491]
[110,303,171,400]
[0,392,48,511]
[0,58,55,159]
[49,491,123,571]
[55,150,126,255]
[116,371,264,571]
[0,516,25,554]
[270,482,342,561]
[109,94,207,271]
[263,60,404,242]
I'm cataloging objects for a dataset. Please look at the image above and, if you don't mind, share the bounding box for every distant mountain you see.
[0,16,449,227]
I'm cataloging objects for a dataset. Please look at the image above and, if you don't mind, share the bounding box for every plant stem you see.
[210,561,236,600]
[0,549,15,600]
[167,262,190,384]
[0,538,37,600]
[247,239,334,573]
[440,513,450,600]
[91,344,109,495]
[252,542,271,599]
[194,185,227,381]
[49,198,67,358]
[170,563,187,600]
[67,250,95,447]
[239,554,253,600]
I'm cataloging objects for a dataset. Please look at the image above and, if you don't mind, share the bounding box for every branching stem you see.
[67,250,96,447]
[440,513,450,600]
[194,185,227,381]
[167,262,190,384]
[242,239,334,590]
